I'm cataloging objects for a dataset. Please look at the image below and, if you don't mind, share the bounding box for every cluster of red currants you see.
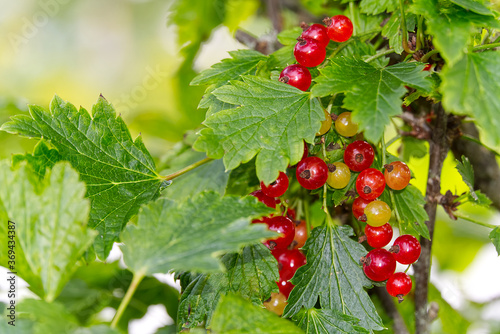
[279,15,353,92]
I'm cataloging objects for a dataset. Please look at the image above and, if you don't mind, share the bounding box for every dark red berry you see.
[343,140,374,172]
[250,190,279,209]
[423,64,432,71]
[361,248,396,281]
[390,235,421,264]
[261,172,289,198]
[293,37,326,68]
[262,216,295,251]
[365,223,393,248]
[279,64,312,91]
[352,197,373,221]
[302,142,309,160]
[356,168,386,201]
[386,272,412,302]
[276,249,307,281]
[301,23,329,48]
[277,278,294,298]
[324,15,353,42]
[296,156,329,190]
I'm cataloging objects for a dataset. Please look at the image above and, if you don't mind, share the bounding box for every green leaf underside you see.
[441,52,500,146]
[0,162,96,302]
[312,57,431,143]
[293,308,370,334]
[411,0,499,66]
[195,76,325,184]
[455,156,477,200]
[211,293,304,333]
[283,223,384,331]
[381,185,430,239]
[12,140,61,179]
[120,192,276,275]
[489,227,500,256]
[0,95,164,259]
[177,243,279,330]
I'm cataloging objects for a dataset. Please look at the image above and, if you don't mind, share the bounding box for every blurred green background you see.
[1,0,500,333]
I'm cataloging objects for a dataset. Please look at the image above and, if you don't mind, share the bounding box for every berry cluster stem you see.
[111,270,146,329]
[162,157,213,181]
[399,0,415,54]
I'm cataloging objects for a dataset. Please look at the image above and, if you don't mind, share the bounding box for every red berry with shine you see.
[301,23,330,48]
[292,220,308,249]
[276,249,307,281]
[261,216,295,251]
[325,15,353,42]
[356,168,386,200]
[386,272,412,302]
[343,141,374,172]
[279,64,312,91]
[365,223,393,248]
[294,37,326,67]
[296,157,329,190]
[277,278,294,298]
[250,190,279,209]
[390,235,421,264]
[352,197,373,221]
[384,161,411,190]
[362,248,396,281]
[261,172,289,198]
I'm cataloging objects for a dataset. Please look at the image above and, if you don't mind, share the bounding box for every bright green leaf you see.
[1,95,165,259]
[283,223,384,331]
[211,293,304,333]
[12,140,61,179]
[177,243,279,330]
[449,0,493,16]
[360,0,397,14]
[293,308,370,334]
[312,57,431,143]
[277,27,304,45]
[441,51,500,146]
[489,227,500,256]
[467,190,492,207]
[381,12,417,54]
[0,162,96,302]
[195,76,324,184]
[455,155,477,200]
[120,192,276,275]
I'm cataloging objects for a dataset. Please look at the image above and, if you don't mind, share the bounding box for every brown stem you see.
[265,0,282,32]
[374,286,410,334]
[413,103,449,334]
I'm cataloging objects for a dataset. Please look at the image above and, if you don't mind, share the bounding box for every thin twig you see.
[162,157,213,181]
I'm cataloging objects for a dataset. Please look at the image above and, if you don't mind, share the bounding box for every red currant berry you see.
[423,63,432,71]
[296,157,328,190]
[261,172,289,198]
[302,142,309,160]
[386,272,412,302]
[390,235,421,264]
[361,248,396,281]
[324,15,353,42]
[352,197,373,221]
[294,37,326,67]
[356,168,386,201]
[279,64,312,91]
[264,292,287,315]
[292,220,308,249]
[287,208,296,221]
[365,223,393,248]
[276,249,306,281]
[300,23,329,48]
[250,190,279,209]
[327,162,351,189]
[277,278,294,299]
[384,161,411,190]
[343,140,374,172]
[261,216,295,251]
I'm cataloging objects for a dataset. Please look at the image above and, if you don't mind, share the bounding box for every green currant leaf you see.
[312,57,431,143]
[489,227,500,256]
[177,243,279,330]
[360,0,397,14]
[455,155,477,200]
[293,308,370,334]
[120,192,276,275]
[441,51,500,146]
[411,0,499,66]
[381,185,431,239]
[467,190,492,207]
[12,140,61,179]
[401,136,428,161]
[283,222,384,331]
[449,0,494,16]
[211,293,304,333]
[0,162,96,302]
[195,76,324,184]
[381,12,417,54]
[277,27,303,46]
[1,95,165,260]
